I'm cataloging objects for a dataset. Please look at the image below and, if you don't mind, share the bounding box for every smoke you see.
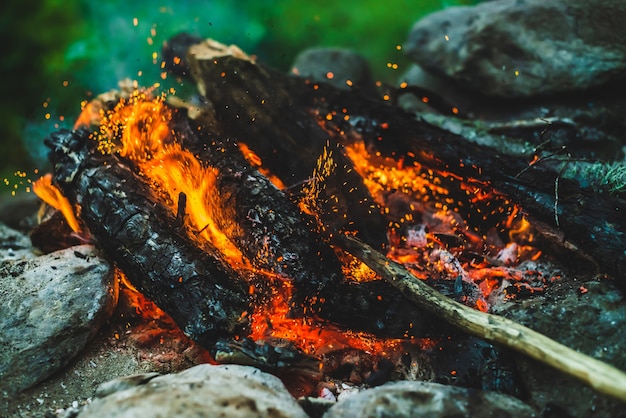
[64,1,266,95]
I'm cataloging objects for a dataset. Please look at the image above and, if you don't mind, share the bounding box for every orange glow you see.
[33,173,80,233]
[74,100,104,129]
[237,142,287,190]
[94,90,249,270]
[345,141,448,201]
[249,280,429,357]
[342,139,550,309]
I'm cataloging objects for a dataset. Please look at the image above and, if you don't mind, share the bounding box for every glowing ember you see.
[248,279,428,359]
[342,140,552,309]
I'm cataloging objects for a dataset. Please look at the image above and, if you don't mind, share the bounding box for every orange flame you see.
[32,173,80,233]
[94,90,248,270]
[249,280,429,358]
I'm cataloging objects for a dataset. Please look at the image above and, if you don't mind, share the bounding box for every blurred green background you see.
[0,0,479,195]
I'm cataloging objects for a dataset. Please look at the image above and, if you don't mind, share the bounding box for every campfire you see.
[18,37,626,412]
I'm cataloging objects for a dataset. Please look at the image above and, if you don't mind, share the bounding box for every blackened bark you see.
[183,49,626,285]
[44,127,442,346]
[45,129,251,347]
[175,116,344,303]
[186,46,388,250]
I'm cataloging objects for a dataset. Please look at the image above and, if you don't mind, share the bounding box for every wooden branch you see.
[338,234,626,403]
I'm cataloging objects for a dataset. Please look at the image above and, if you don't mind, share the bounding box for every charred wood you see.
[181,45,626,286]
[185,42,388,250]
[174,115,344,304]
[44,128,251,347]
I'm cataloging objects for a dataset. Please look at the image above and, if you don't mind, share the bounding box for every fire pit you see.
[3,35,626,417]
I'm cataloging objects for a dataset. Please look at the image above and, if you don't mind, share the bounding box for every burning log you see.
[180,40,626,287]
[185,40,388,249]
[173,116,343,298]
[339,234,626,403]
[43,100,442,364]
[44,128,250,347]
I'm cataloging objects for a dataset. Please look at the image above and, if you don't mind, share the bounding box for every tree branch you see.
[337,234,626,403]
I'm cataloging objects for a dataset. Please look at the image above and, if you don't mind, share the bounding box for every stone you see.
[492,276,626,417]
[0,244,117,395]
[404,0,626,98]
[76,364,309,418]
[323,380,537,418]
[0,223,36,261]
[291,47,377,95]
[0,193,40,232]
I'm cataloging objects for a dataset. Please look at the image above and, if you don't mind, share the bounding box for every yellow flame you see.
[144,145,248,268]
[95,90,248,269]
[299,144,336,217]
[32,173,80,233]
[508,216,534,243]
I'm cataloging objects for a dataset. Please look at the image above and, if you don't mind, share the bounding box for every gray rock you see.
[291,48,376,95]
[78,364,308,418]
[0,223,36,261]
[0,193,40,232]
[404,0,626,98]
[492,277,626,417]
[0,244,116,395]
[323,380,537,418]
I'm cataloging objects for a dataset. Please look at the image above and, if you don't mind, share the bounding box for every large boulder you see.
[404,0,626,98]
[0,240,117,394]
[77,364,309,418]
[492,276,626,417]
[323,380,537,418]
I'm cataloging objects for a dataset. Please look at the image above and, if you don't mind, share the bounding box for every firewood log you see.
[185,40,388,250]
[45,128,250,347]
[181,41,626,287]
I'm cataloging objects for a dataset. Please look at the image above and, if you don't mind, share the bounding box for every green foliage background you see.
[0,0,480,195]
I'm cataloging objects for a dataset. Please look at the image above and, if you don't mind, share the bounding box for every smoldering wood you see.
[312,87,626,285]
[45,128,251,348]
[181,46,626,286]
[174,116,344,302]
[44,125,445,348]
[174,116,442,337]
[339,234,626,403]
[185,41,388,250]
